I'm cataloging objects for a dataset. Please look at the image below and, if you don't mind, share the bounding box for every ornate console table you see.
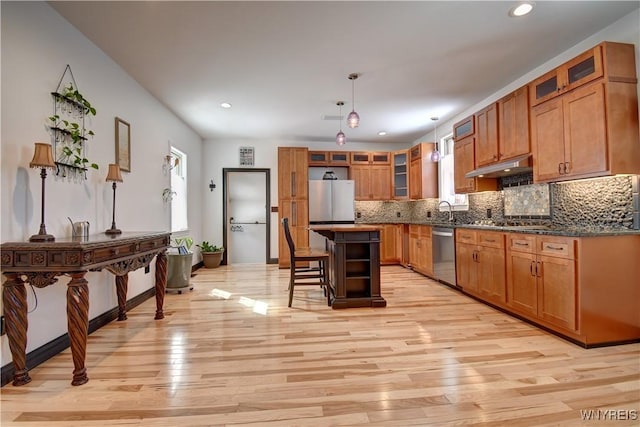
[0,231,170,386]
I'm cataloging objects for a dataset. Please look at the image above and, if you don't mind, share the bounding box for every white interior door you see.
[226,171,267,264]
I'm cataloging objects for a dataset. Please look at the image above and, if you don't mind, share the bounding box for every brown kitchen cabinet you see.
[529,44,604,107]
[377,224,401,265]
[408,143,438,200]
[308,151,350,167]
[349,151,391,201]
[506,234,577,332]
[498,85,531,160]
[530,41,640,182]
[455,229,506,305]
[409,224,433,277]
[279,147,308,200]
[278,147,309,268]
[459,228,640,347]
[392,150,409,199]
[453,117,498,194]
[475,103,499,167]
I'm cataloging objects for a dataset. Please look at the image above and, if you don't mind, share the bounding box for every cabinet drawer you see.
[409,224,421,237]
[419,225,432,238]
[537,236,576,259]
[456,229,477,244]
[477,231,504,248]
[508,234,536,253]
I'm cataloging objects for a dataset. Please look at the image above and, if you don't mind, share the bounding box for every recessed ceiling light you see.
[509,2,534,17]
[378,131,387,136]
[220,102,232,109]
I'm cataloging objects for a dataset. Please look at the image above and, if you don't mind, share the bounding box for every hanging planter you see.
[48,65,99,180]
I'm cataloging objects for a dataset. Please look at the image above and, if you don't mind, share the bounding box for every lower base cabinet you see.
[409,225,433,277]
[455,228,640,346]
[454,229,505,305]
[378,224,402,265]
[506,234,577,332]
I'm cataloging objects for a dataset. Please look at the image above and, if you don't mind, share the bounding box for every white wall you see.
[1,2,203,367]
[417,9,640,142]
[202,139,408,259]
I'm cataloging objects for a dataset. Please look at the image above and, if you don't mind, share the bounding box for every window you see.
[170,147,188,232]
[438,133,469,210]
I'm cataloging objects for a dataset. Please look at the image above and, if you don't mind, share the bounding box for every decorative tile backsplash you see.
[552,175,635,229]
[504,183,550,217]
[354,175,637,229]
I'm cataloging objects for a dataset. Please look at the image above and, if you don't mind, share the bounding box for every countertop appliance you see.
[432,227,456,287]
[308,180,355,250]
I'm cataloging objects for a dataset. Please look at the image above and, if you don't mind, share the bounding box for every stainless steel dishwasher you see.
[432,227,456,287]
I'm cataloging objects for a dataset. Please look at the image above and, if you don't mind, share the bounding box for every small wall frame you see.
[115,117,131,172]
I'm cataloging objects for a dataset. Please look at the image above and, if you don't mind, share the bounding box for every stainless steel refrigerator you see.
[308,179,355,250]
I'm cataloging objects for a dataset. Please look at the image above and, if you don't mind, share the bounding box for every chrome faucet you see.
[438,200,454,222]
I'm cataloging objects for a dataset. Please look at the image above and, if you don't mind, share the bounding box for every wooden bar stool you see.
[282,218,331,307]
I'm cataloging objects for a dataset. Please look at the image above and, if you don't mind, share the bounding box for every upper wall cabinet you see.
[475,103,499,167]
[408,143,438,199]
[349,152,391,201]
[453,116,498,194]
[530,41,640,182]
[392,150,409,200]
[498,85,531,161]
[308,151,350,167]
[530,45,604,107]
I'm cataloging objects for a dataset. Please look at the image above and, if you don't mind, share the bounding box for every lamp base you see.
[29,233,55,242]
[105,228,122,235]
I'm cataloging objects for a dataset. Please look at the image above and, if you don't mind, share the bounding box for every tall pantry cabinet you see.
[278,147,309,268]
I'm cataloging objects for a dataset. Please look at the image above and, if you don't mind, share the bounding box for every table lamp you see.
[105,163,123,235]
[29,142,56,242]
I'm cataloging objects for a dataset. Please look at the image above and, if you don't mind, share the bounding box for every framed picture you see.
[115,117,131,172]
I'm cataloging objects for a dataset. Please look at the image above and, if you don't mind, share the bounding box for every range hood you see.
[464,154,532,179]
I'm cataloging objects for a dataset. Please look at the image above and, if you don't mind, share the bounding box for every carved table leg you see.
[154,251,167,320]
[67,272,89,386]
[2,273,32,386]
[116,274,129,321]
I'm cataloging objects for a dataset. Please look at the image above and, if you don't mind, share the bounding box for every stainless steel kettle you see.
[68,217,90,238]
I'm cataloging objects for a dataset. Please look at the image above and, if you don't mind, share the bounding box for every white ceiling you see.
[50,1,639,144]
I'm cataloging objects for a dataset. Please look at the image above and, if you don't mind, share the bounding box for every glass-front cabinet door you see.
[392,150,408,199]
[530,45,603,107]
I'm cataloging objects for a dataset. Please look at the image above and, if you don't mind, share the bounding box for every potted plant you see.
[197,241,224,268]
[166,237,194,292]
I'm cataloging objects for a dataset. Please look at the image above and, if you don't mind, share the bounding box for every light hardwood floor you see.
[1,265,639,426]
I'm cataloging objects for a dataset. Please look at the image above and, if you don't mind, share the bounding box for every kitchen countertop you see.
[309,224,382,232]
[357,221,640,237]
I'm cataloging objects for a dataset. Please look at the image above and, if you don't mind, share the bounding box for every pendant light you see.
[347,73,360,128]
[429,117,441,162]
[336,101,346,146]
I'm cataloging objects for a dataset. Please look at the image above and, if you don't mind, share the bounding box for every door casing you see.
[222,168,274,264]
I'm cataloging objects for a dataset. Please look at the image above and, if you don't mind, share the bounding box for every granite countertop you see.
[357,221,640,237]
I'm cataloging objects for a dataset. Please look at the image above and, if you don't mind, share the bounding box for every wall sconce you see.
[163,154,179,175]
[209,180,216,192]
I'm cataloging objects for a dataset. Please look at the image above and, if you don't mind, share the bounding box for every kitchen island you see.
[309,224,386,309]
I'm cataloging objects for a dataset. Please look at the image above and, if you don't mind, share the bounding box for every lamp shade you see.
[29,143,56,169]
[336,130,346,146]
[347,111,360,129]
[106,163,123,182]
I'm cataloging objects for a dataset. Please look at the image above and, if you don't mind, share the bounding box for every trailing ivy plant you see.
[61,83,97,116]
[49,82,99,171]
